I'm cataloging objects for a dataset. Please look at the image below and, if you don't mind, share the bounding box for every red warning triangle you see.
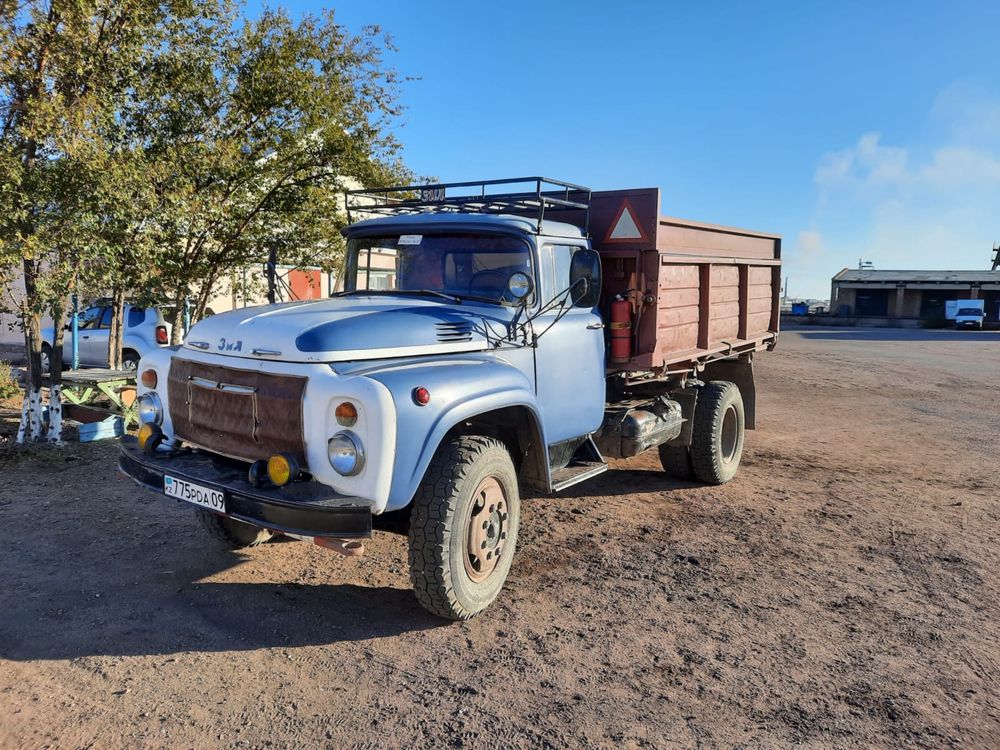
[603,199,650,244]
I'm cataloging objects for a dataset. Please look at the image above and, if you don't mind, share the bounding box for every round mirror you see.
[507,272,534,301]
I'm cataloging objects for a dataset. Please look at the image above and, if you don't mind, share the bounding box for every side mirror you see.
[569,250,602,308]
[507,272,534,304]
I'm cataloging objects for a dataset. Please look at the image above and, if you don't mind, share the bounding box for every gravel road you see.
[1,326,998,749]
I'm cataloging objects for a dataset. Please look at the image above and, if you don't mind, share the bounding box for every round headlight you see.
[137,392,163,425]
[328,431,364,476]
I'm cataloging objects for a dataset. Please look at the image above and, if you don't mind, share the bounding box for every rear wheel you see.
[40,344,52,373]
[122,350,140,371]
[658,444,694,479]
[196,508,274,548]
[690,381,745,485]
[408,435,521,620]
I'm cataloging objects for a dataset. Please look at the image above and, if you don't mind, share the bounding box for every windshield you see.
[345,233,533,304]
[957,308,982,316]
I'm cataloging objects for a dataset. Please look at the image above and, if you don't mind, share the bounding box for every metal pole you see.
[183,297,191,336]
[71,293,79,370]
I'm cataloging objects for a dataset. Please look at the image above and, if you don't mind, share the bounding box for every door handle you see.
[586,323,605,330]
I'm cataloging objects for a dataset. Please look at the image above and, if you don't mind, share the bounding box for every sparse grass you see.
[0,360,18,400]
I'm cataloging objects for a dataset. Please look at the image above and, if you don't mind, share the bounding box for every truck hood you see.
[182,296,511,363]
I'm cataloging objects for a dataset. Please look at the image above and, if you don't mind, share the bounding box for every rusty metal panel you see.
[593,187,780,372]
[655,263,701,356]
[710,266,740,341]
[657,218,780,259]
[168,359,307,465]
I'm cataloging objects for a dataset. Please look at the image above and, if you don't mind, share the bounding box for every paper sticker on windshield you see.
[398,234,423,246]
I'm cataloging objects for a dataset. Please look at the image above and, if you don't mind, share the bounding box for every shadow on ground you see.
[0,470,445,661]
[557,467,698,497]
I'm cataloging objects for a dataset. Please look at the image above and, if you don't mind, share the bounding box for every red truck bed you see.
[590,188,781,374]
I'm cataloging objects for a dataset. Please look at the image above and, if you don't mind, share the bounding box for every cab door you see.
[530,244,605,444]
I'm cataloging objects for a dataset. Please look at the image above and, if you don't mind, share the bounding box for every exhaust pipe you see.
[314,536,365,557]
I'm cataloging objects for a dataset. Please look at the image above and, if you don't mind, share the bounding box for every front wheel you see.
[408,435,521,620]
[690,381,745,485]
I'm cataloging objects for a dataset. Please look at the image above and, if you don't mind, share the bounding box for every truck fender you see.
[366,358,548,512]
[702,353,757,429]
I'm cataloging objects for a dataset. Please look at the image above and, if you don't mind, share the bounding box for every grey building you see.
[830,269,1000,322]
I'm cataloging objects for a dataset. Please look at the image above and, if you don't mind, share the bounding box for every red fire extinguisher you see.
[610,293,632,364]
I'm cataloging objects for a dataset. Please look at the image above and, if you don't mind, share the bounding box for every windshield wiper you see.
[331,289,462,304]
[451,293,507,306]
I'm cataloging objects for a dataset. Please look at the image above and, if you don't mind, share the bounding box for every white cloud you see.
[815,133,908,189]
[918,146,1000,186]
[797,229,823,256]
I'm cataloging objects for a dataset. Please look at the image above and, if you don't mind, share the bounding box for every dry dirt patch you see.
[1,327,998,749]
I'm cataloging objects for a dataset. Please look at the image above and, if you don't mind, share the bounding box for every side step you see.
[550,436,608,492]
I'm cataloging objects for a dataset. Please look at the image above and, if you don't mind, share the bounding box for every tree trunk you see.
[193,271,219,324]
[169,288,186,345]
[16,260,44,444]
[107,286,125,369]
[16,317,45,444]
[47,300,67,443]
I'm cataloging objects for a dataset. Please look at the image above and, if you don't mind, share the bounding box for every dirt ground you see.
[1,326,998,749]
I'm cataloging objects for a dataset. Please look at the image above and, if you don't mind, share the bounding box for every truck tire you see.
[658,444,694,480]
[40,344,52,373]
[195,508,274,548]
[408,435,521,620]
[690,381,745,485]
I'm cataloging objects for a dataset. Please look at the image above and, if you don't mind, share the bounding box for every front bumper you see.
[118,438,372,538]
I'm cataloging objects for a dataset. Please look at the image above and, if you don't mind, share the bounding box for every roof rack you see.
[345,176,592,234]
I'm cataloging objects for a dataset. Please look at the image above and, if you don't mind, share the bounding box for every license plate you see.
[164,475,225,512]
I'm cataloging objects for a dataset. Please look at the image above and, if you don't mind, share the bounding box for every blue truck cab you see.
[120,177,778,619]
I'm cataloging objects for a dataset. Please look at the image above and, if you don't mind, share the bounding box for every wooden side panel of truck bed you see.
[591,188,781,373]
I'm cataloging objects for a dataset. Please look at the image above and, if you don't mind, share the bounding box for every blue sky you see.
[252,1,1000,298]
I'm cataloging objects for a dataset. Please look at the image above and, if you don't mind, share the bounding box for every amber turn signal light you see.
[335,402,358,426]
[267,453,299,486]
[138,423,163,454]
[140,369,157,389]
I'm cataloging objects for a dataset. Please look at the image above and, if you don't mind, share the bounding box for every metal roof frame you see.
[345,176,592,234]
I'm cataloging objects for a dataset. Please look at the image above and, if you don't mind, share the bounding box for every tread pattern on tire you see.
[690,381,744,486]
[196,508,272,548]
[408,435,512,621]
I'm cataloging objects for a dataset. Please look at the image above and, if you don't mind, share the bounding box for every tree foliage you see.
[135,7,408,340]
[0,1,409,442]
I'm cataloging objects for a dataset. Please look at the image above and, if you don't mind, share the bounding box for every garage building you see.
[830,269,1000,322]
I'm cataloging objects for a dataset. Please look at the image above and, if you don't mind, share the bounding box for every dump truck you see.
[119,177,781,620]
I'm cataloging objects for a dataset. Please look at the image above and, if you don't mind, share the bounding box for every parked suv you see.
[41,303,171,371]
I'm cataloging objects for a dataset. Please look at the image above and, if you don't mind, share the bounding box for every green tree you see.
[0,2,408,443]
[0,1,219,442]
[136,8,407,342]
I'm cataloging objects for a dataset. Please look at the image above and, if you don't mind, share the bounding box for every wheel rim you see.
[720,404,739,463]
[463,476,509,583]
